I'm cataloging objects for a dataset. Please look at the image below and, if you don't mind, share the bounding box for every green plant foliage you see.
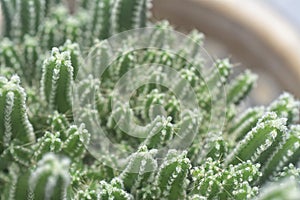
[40,47,73,114]
[0,75,35,153]
[190,158,260,199]
[0,0,300,199]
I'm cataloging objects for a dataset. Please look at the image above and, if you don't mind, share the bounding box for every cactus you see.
[190,158,260,199]
[225,112,288,166]
[119,145,157,192]
[0,75,35,153]
[28,153,71,200]
[0,0,46,39]
[40,47,73,114]
[259,125,300,184]
[34,131,63,160]
[59,40,81,80]
[47,111,70,139]
[1,0,300,199]
[63,124,90,159]
[226,70,258,105]
[254,177,300,200]
[268,92,300,125]
[151,150,191,200]
[23,35,42,83]
[99,178,134,200]
[0,38,22,74]
[228,106,265,141]
[2,154,71,200]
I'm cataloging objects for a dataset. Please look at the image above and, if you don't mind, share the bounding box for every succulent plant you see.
[0,0,300,199]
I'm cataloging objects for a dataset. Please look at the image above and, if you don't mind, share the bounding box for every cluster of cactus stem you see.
[0,0,300,199]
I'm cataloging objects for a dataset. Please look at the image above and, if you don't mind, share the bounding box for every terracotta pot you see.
[152,0,300,101]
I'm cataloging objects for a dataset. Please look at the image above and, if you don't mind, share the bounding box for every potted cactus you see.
[0,0,299,199]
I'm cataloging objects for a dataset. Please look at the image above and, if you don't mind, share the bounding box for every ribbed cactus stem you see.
[273,163,300,182]
[63,124,90,159]
[190,158,260,199]
[23,35,41,83]
[111,0,151,33]
[60,40,81,80]
[88,0,112,42]
[47,111,70,140]
[1,142,33,168]
[40,19,60,50]
[34,131,62,160]
[228,106,265,141]
[225,112,287,166]
[183,30,205,59]
[99,178,134,200]
[152,150,191,200]
[254,177,300,200]
[132,0,152,28]
[259,125,300,184]
[0,0,15,37]
[142,89,165,121]
[208,59,232,87]
[142,116,174,149]
[28,153,71,200]
[41,47,73,114]
[2,0,46,39]
[226,70,257,105]
[202,136,228,161]
[0,38,22,73]
[268,92,300,125]
[119,145,157,192]
[0,75,35,153]
[63,17,81,43]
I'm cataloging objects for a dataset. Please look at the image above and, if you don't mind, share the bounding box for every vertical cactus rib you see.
[111,0,152,33]
[225,112,288,166]
[132,0,152,28]
[98,178,134,200]
[0,75,35,153]
[226,70,257,105]
[63,124,90,159]
[142,116,175,149]
[0,0,15,37]
[119,145,157,193]
[190,158,261,199]
[228,106,265,141]
[23,35,41,84]
[268,92,300,125]
[0,38,22,74]
[34,131,62,160]
[60,40,81,80]
[47,111,70,140]
[152,150,191,200]
[259,125,300,184]
[28,153,71,200]
[1,0,46,40]
[41,48,73,114]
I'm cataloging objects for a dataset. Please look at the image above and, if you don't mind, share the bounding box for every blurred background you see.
[152,0,300,106]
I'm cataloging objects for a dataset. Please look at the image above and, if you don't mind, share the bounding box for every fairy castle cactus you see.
[151,150,191,200]
[1,153,71,200]
[28,153,71,200]
[0,75,35,152]
[40,47,73,113]
[1,0,300,199]
[190,158,261,199]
